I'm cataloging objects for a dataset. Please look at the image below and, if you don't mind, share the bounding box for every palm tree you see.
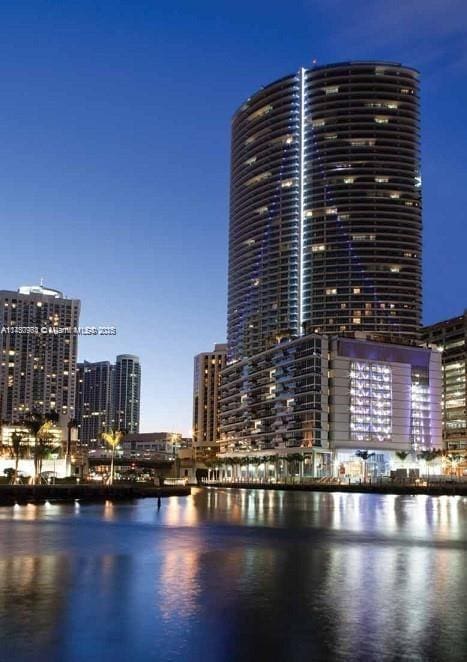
[417,449,441,482]
[355,450,375,482]
[10,431,27,484]
[35,421,56,483]
[101,430,123,486]
[395,451,409,462]
[24,411,58,483]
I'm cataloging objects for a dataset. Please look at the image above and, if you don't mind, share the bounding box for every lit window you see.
[324,86,339,95]
[311,244,326,253]
[324,133,338,140]
[352,317,361,324]
[389,191,400,199]
[350,139,375,147]
[344,177,354,184]
[389,265,400,273]
[353,288,361,294]
[255,206,268,215]
[375,116,389,124]
[375,176,388,183]
[247,104,273,122]
[245,156,257,166]
[312,119,325,128]
[326,288,337,296]
[352,233,375,241]
[245,171,271,187]
[325,207,337,215]
[281,178,296,188]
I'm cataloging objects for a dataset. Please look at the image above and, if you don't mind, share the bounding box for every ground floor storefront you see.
[211,448,452,483]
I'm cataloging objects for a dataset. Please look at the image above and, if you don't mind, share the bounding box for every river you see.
[0,488,465,661]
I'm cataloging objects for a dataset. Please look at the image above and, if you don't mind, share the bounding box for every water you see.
[0,488,465,662]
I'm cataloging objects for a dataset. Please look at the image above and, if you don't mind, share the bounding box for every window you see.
[324,86,339,94]
[247,104,273,122]
[245,171,271,187]
[326,288,337,296]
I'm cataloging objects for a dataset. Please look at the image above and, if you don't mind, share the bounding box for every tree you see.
[10,431,27,484]
[355,450,375,482]
[442,452,462,478]
[395,451,409,462]
[417,449,441,481]
[24,410,60,484]
[101,430,123,485]
[35,421,59,483]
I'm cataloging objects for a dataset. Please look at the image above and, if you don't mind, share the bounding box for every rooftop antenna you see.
[40,277,44,286]
[312,58,318,66]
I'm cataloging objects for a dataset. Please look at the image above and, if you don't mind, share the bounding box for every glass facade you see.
[349,361,392,443]
[227,62,422,363]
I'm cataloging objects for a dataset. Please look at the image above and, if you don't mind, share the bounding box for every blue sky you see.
[0,0,466,433]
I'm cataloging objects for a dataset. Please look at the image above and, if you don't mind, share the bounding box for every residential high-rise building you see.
[228,61,421,361]
[0,285,80,422]
[75,361,114,447]
[113,354,141,434]
[422,312,467,450]
[219,334,441,479]
[193,344,227,460]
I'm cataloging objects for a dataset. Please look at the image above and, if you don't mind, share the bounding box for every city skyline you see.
[0,1,466,433]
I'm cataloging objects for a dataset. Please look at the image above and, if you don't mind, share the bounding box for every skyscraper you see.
[193,344,227,461]
[228,61,421,362]
[113,354,141,434]
[75,361,114,447]
[0,284,80,422]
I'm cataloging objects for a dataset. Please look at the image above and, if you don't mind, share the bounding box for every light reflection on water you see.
[0,489,466,662]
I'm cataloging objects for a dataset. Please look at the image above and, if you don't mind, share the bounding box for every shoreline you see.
[204,481,467,497]
[0,484,190,506]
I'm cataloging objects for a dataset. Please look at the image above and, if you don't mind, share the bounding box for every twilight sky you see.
[0,0,466,434]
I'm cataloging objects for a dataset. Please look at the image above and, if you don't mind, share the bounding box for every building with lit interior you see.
[0,284,80,423]
[228,61,421,363]
[422,311,467,450]
[75,361,115,447]
[218,334,442,479]
[76,354,141,446]
[192,343,227,463]
[112,354,141,434]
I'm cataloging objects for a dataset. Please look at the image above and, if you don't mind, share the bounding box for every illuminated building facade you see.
[329,336,442,475]
[218,335,441,478]
[75,361,114,447]
[76,354,141,446]
[228,61,421,363]
[193,344,227,461]
[113,354,141,434]
[422,312,467,450]
[0,285,80,422]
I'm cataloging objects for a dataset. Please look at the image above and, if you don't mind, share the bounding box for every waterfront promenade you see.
[204,479,467,497]
[0,483,190,506]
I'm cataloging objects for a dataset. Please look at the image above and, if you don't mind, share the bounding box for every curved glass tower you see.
[227,62,421,362]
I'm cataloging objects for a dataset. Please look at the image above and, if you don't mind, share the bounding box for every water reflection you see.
[0,490,465,661]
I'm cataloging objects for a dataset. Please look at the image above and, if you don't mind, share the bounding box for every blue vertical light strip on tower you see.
[299,67,306,335]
